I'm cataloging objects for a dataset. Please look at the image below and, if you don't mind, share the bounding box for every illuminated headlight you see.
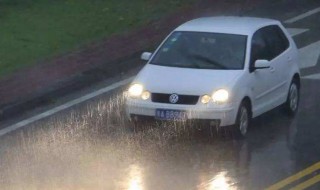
[201,95,211,104]
[128,84,143,98]
[212,89,229,103]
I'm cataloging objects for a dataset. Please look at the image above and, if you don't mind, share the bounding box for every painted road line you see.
[298,40,320,69]
[287,28,309,37]
[286,27,319,71]
[290,174,320,190]
[286,28,319,71]
[266,162,320,190]
[285,7,320,24]
[0,77,134,137]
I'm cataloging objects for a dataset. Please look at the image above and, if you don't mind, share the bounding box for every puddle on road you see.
[0,93,277,190]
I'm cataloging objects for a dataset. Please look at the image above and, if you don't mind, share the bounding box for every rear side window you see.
[261,25,289,59]
[250,25,290,67]
[250,30,271,66]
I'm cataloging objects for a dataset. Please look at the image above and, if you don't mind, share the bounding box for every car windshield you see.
[150,31,247,70]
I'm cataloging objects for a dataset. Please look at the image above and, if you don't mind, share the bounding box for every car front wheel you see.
[284,80,300,116]
[234,101,251,138]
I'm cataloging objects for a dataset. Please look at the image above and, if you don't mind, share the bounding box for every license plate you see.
[155,109,186,120]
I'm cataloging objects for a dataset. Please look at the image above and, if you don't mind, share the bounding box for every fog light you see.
[201,95,211,104]
[141,91,151,100]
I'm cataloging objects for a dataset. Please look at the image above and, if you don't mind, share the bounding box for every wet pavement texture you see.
[0,79,319,190]
[1,0,320,189]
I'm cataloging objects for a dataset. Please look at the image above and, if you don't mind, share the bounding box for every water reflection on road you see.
[127,164,144,190]
[116,107,300,190]
[197,171,236,190]
[117,136,252,190]
[0,110,303,190]
[3,85,319,190]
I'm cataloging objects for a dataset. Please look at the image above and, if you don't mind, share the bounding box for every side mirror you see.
[254,59,270,70]
[141,52,152,61]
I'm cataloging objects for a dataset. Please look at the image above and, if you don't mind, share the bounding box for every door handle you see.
[270,66,275,72]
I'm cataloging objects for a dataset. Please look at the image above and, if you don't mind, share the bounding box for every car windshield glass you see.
[150,31,247,70]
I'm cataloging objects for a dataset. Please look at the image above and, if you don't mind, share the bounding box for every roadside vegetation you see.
[0,0,195,77]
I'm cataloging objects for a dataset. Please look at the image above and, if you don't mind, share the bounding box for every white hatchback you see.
[126,16,300,136]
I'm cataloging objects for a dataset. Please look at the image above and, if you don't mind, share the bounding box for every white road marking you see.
[284,7,320,24]
[286,27,320,71]
[0,77,133,137]
[285,7,320,24]
[287,28,309,37]
[302,73,320,80]
[298,40,320,69]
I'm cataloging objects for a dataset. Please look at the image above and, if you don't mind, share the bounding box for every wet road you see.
[1,1,320,189]
[1,80,319,190]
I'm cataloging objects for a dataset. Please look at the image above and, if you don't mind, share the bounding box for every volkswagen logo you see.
[169,94,179,104]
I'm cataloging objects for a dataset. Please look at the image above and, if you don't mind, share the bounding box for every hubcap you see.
[239,107,249,136]
[289,84,298,112]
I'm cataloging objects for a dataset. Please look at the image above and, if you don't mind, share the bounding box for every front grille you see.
[151,93,199,105]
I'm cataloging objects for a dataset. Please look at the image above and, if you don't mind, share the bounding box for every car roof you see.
[175,16,280,35]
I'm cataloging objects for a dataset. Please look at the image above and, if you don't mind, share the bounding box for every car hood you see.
[133,64,243,95]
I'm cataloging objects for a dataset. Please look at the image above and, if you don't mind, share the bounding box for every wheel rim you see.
[289,84,298,112]
[239,107,249,136]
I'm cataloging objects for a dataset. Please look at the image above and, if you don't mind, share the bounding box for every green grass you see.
[0,0,195,77]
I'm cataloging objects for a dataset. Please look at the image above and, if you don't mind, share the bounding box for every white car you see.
[126,16,300,136]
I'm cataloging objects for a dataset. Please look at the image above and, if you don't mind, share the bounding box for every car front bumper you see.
[126,99,238,126]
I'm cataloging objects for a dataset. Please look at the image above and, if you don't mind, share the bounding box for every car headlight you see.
[212,89,229,103]
[128,84,143,98]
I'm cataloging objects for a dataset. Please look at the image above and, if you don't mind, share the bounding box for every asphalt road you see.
[1,1,320,189]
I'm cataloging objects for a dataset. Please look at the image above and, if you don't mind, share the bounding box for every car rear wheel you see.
[234,101,251,138]
[284,80,299,116]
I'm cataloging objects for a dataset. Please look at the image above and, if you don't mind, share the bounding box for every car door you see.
[261,25,291,107]
[249,27,279,117]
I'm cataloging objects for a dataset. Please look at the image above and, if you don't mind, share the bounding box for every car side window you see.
[250,29,271,67]
[261,25,289,59]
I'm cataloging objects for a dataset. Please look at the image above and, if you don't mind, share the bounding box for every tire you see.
[234,101,251,138]
[284,79,300,116]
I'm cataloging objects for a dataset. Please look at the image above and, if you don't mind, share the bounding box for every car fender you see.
[228,72,255,121]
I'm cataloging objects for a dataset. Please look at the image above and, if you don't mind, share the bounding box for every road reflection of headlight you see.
[209,174,229,190]
[127,165,144,190]
[198,172,236,190]
[208,172,234,190]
